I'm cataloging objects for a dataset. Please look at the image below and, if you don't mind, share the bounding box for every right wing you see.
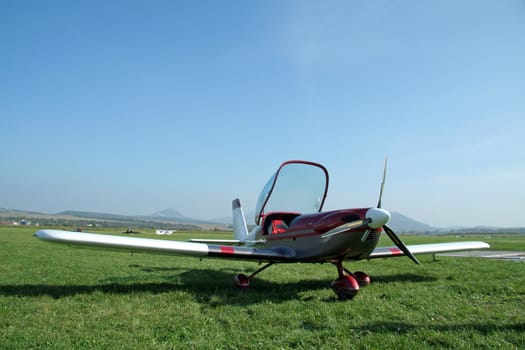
[368,241,490,259]
[34,229,295,262]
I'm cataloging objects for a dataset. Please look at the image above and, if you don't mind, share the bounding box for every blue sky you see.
[1,1,524,227]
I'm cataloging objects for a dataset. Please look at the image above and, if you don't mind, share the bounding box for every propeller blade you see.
[321,219,369,239]
[377,157,388,208]
[383,224,420,264]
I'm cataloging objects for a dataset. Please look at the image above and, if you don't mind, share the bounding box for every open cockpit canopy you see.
[255,160,329,225]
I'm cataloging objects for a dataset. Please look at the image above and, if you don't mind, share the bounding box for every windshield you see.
[255,161,329,224]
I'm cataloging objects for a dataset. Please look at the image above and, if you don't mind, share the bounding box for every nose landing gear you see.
[331,260,371,300]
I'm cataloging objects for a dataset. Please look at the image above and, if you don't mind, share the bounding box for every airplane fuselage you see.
[254,208,382,262]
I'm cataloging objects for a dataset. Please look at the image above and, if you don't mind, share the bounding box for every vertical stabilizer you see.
[232,199,248,241]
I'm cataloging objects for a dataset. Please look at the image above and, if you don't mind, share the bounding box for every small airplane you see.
[35,160,489,300]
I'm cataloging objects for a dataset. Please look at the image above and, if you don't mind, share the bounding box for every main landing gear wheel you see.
[234,262,275,288]
[234,274,250,288]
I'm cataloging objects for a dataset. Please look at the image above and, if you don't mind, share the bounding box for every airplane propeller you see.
[323,157,420,264]
[376,157,419,264]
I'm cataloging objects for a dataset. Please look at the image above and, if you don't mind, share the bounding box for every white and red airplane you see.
[35,160,489,299]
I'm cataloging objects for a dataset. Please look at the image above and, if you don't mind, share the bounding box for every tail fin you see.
[232,199,248,241]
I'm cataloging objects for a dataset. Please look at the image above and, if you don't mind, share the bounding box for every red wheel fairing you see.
[353,271,371,286]
[331,275,360,300]
[234,274,250,288]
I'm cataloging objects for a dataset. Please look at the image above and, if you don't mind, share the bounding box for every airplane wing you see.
[368,241,490,259]
[34,229,295,262]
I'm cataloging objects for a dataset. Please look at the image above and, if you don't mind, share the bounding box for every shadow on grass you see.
[351,321,525,334]
[128,264,436,284]
[0,265,436,304]
[371,273,438,284]
[0,282,184,299]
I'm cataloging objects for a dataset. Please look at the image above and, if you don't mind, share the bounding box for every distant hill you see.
[0,209,223,231]
[150,208,193,221]
[389,212,435,233]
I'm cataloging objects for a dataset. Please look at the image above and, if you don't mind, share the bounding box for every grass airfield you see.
[1,226,524,349]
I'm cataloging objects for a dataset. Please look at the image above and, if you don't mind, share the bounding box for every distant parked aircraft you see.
[155,230,176,235]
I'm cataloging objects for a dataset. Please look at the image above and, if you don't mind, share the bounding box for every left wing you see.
[368,241,490,259]
[34,230,295,262]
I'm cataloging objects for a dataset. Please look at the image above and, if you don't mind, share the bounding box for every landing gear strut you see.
[330,260,370,300]
[234,260,370,300]
[235,262,275,288]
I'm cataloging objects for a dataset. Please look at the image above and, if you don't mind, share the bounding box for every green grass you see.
[1,226,524,349]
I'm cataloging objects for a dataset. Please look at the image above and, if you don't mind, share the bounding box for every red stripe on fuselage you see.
[220,246,235,255]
